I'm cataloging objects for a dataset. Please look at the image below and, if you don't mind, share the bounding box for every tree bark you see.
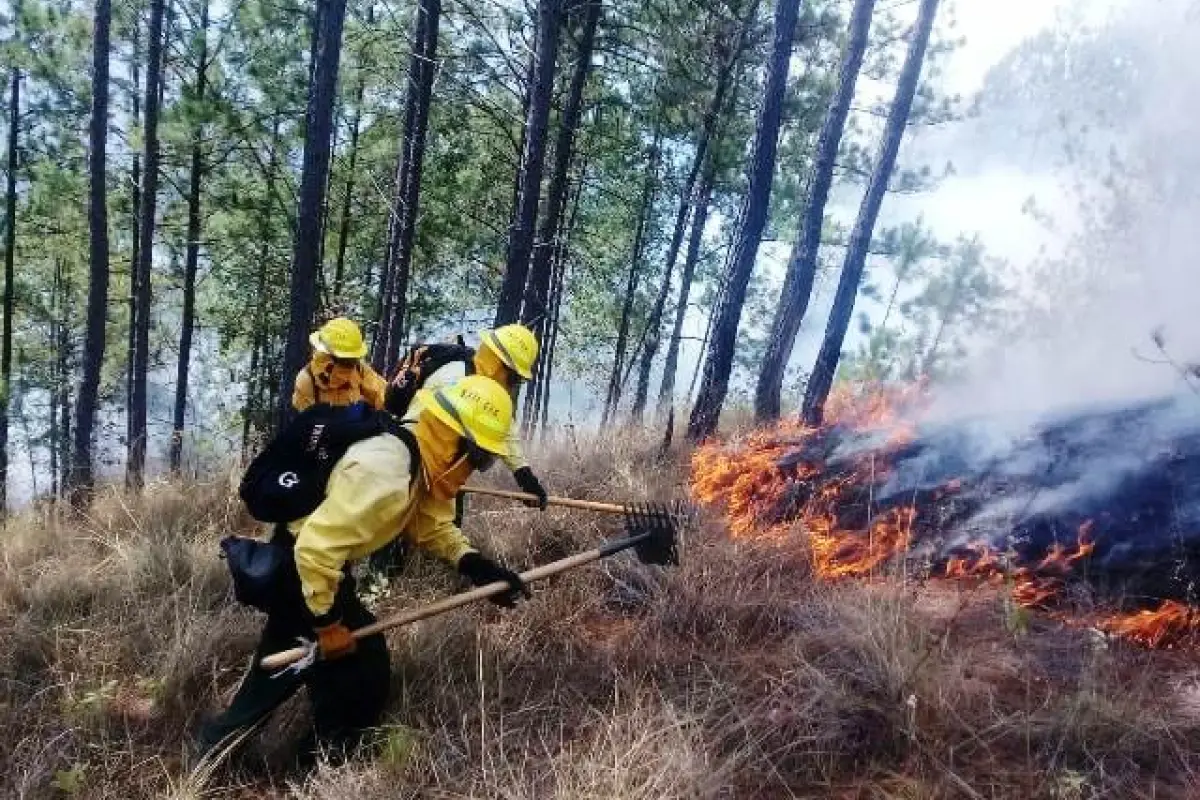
[170,0,208,475]
[0,6,21,514]
[629,1,755,424]
[602,125,661,424]
[375,0,441,373]
[243,116,281,457]
[332,4,369,302]
[49,264,61,497]
[687,0,802,440]
[525,157,583,432]
[755,0,876,422]
[493,0,563,327]
[54,260,72,495]
[540,171,584,434]
[657,156,715,419]
[278,0,349,424]
[70,0,113,500]
[801,0,939,425]
[126,19,140,456]
[520,0,599,334]
[127,0,166,489]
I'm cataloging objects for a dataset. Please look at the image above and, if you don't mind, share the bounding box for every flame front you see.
[689,383,1200,650]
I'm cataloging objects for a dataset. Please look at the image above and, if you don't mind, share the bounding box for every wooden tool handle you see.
[259,542,639,671]
[461,485,629,515]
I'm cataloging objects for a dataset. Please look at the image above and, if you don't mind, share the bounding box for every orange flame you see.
[689,382,1200,650]
[1095,601,1199,649]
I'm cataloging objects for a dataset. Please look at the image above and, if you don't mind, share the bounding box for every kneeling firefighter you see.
[200,375,528,759]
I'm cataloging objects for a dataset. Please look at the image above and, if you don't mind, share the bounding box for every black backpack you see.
[238,401,417,524]
[385,340,475,418]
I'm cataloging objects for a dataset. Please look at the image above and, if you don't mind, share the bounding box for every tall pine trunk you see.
[375,0,440,372]
[657,156,715,418]
[170,0,208,475]
[70,0,113,500]
[629,3,753,424]
[126,21,140,455]
[127,0,166,489]
[0,9,20,514]
[755,0,875,422]
[243,117,281,455]
[687,0,802,440]
[49,264,61,498]
[493,0,562,327]
[602,126,660,424]
[525,159,583,431]
[520,0,599,332]
[49,263,64,497]
[801,0,939,425]
[52,260,72,495]
[333,2,369,302]
[279,0,349,423]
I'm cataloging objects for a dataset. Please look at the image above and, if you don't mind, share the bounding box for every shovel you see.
[260,503,680,672]
[459,485,639,516]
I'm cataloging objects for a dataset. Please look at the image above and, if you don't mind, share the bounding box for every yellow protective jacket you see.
[293,354,388,412]
[289,430,475,617]
[407,359,528,471]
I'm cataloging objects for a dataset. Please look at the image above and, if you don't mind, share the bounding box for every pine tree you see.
[70,0,113,500]
[494,0,563,327]
[279,0,349,423]
[755,0,876,422]
[127,0,167,489]
[687,0,802,440]
[802,0,941,425]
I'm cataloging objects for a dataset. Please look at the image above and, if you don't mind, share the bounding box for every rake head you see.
[622,501,684,566]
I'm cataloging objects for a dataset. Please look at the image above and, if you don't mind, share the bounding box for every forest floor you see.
[1,433,1199,798]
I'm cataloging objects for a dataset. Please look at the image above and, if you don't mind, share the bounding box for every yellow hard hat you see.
[418,375,513,456]
[479,324,538,381]
[310,317,368,360]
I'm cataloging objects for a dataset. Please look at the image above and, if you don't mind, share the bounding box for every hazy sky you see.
[943,0,1084,93]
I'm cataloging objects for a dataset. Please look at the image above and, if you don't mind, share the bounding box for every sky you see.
[941,0,1077,94]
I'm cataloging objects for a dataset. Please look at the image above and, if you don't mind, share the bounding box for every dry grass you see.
[0,432,1198,798]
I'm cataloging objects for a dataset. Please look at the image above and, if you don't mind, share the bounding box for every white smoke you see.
[931,0,1200,420]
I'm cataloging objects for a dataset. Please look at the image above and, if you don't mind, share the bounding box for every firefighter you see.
[292,317,388,412]
[388,324,549,508]
[198,375,528,761]
[370,324,550,577]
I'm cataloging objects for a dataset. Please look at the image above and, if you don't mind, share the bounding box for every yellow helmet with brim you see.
[418,374,513,457]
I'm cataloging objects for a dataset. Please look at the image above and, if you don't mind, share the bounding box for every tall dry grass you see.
[0,431,1197,798]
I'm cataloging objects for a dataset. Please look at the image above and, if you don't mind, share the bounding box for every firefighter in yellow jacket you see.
[369,324,549,577]
[199,375,528,759]
[292,317,388,411]
[403,325,542,493]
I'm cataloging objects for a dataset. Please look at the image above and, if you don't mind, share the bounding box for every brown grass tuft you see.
[0,434,1197,797]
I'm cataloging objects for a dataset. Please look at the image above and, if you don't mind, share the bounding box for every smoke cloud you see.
[932,0,1200,420]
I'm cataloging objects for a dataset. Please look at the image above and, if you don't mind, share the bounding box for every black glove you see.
[513,467,548,510]
[457,552,530,608]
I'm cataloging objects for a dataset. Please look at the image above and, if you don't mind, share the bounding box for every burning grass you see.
[0,427,1197,796]
[691,382,1200,651]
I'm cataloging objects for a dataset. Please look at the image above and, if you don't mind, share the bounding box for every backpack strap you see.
[389,423,422,488]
